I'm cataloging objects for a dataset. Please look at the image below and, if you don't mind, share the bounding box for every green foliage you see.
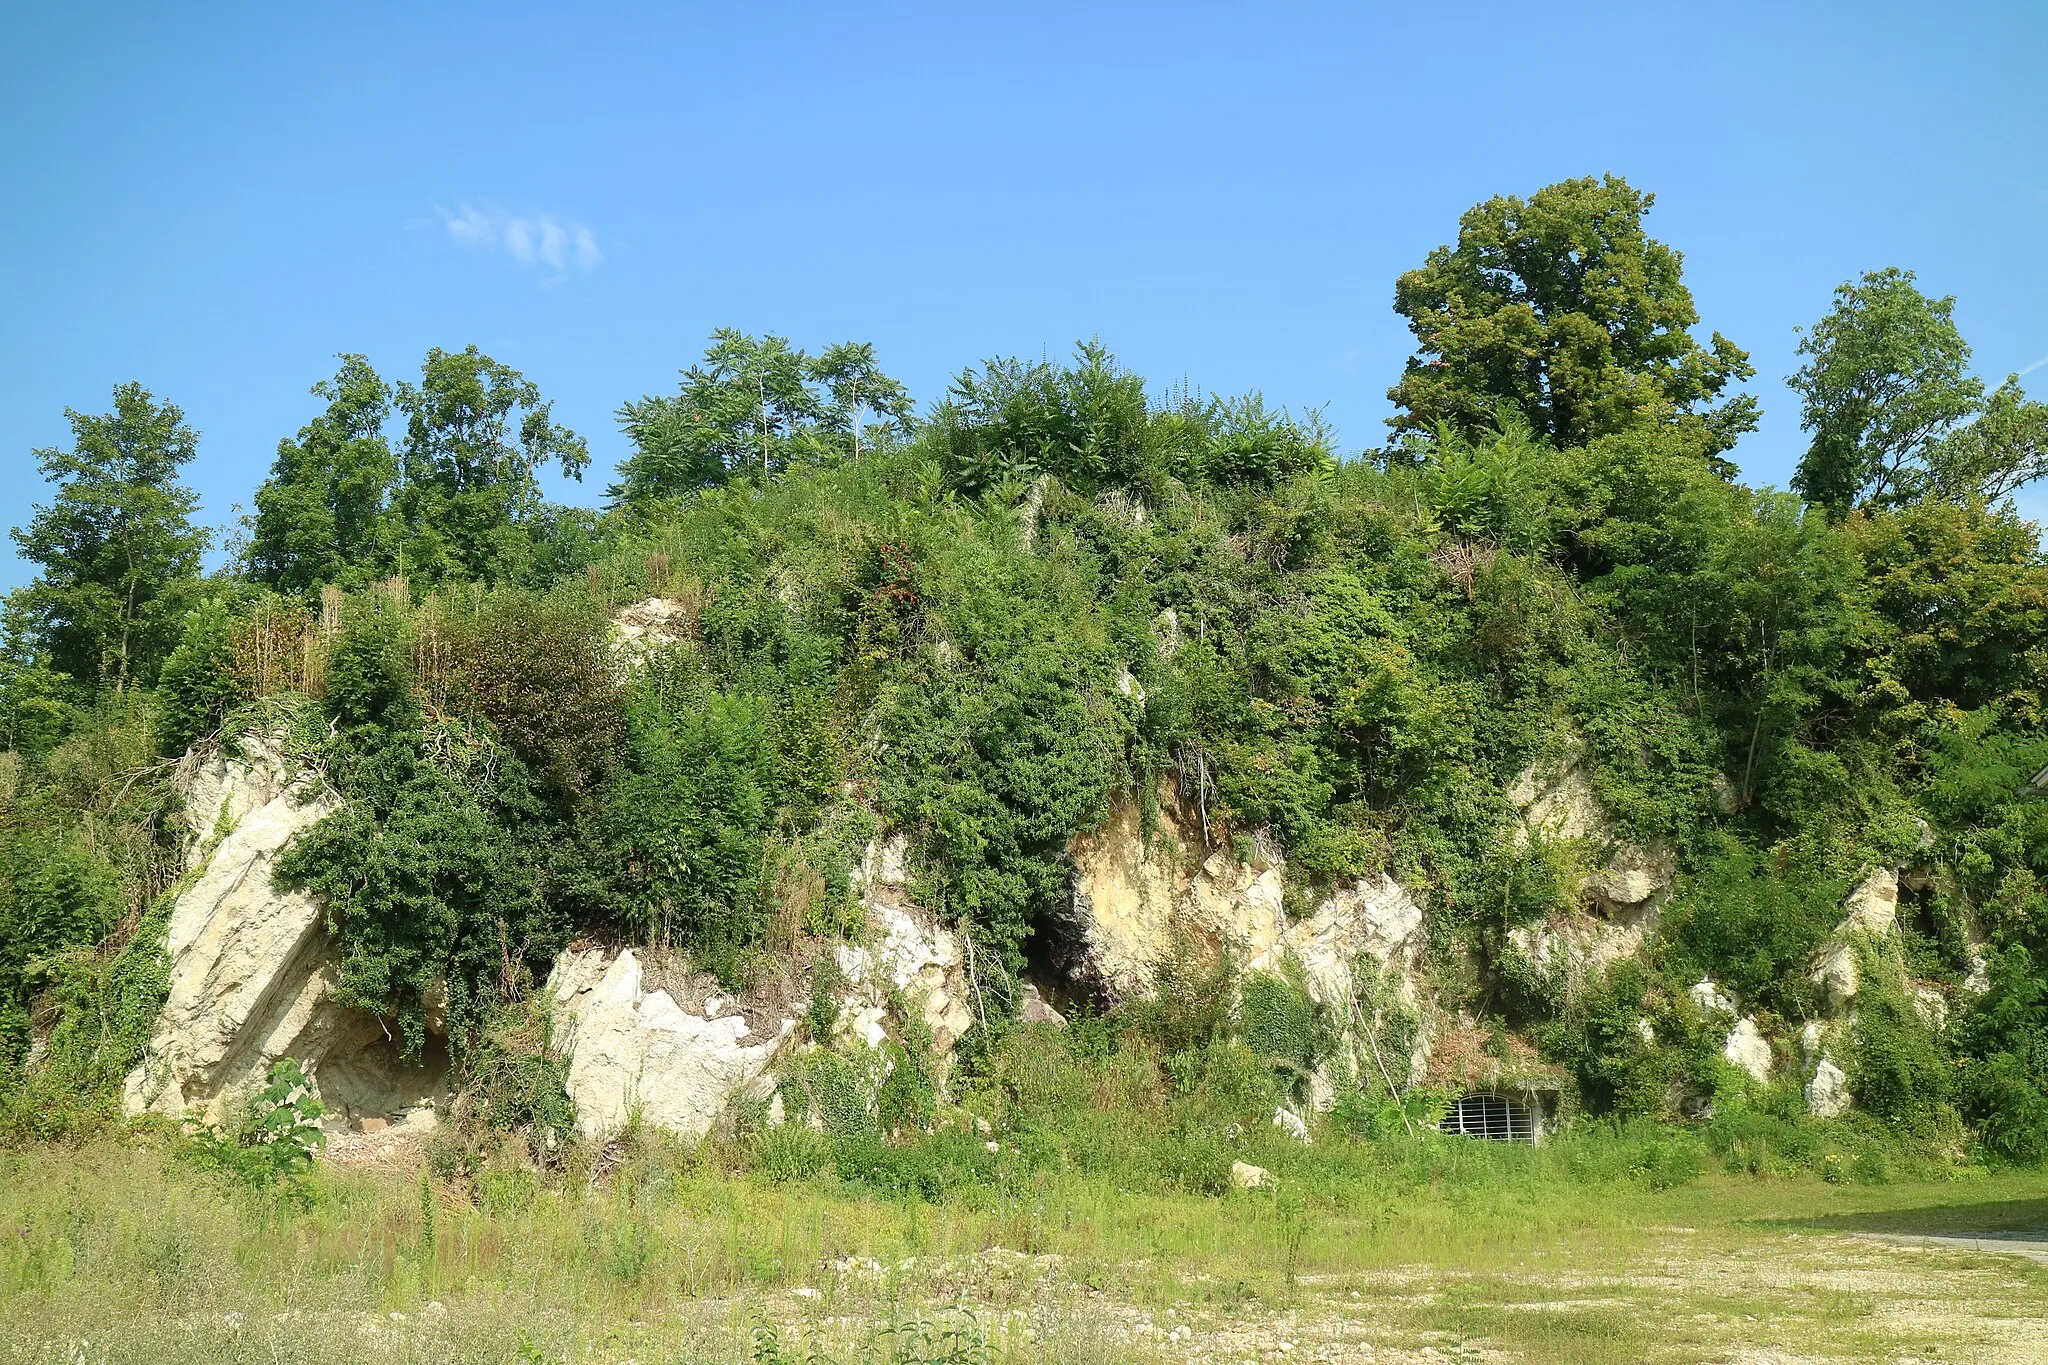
[393,346,590,584]
[186,1058,326,1187]
[450,998,577,1159]
[606,660,783,965]
[612,330,914,508]
[1954,947,2048,1163]
[154,598,248,756]
[1659,837,1847,1016]
[438,591,625,813]
[930,341,1328,498]
[11,382,208,694]
[1847,952,1953,1126]
[0,807,123,1066]
[249,355,400,592]
[1387,174,1757,456]
[275,607,573,1058]
[247,348,590,593]
[1239,969,1333,1104]
[1540,961,1672,1119]
[1790,268,1984,514]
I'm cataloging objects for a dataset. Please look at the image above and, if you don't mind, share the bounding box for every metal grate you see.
[1440,1092,1537,1142]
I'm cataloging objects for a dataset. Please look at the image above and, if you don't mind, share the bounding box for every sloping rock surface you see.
[123,738,446,1128]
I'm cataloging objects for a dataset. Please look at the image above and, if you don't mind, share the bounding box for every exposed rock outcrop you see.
[1061,789,1428,1017]
[1806,1057,1851,1118]
[123,737,446,1130]
[1722,1016,1773,1084]
[611,596,698,661]
[1808,868,1900,1012]
[548,947,796,1141]
[1506,742,1675,913]
[833,835,977,1052]
[1062,790,1285,1001]
[1689,979,1736,1015]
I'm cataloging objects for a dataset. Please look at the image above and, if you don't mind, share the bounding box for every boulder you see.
[1229,1160,1273,1190]
[1806,1057,1851,1118]
[549,947,795,1141]
[1722,1016,1773,1084]
[123,738,447,1130]
[1809,941,1862,1014]
[1019,982,1066,1026]
[1272,1106,1311,1144]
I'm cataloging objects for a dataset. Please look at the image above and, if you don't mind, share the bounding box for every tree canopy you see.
[1791,268,2048,514]
[248,347,588,592]
[611,330,915,511]
[1387,175,1758,459]
[10,384,207,693]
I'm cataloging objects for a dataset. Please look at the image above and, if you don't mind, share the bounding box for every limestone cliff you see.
[123,736,448,1130]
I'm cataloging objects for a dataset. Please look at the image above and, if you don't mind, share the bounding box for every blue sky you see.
[3,2,2044,588]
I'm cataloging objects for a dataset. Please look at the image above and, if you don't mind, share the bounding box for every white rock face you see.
[123,738,446,1129]
[549,947,795,1141]
[1506,741,1673,912]
[1809,941,1862,1014]
[1806,1057,1851,1118]
[1507,910,1656,990]
[1690,980,1736,1015]
[1809,869,1903,1012]
[1841,867,1900,936]
[1508,746,1607,847]
[1912,982,1950,1030]
[1286,874,1426,1007]
[835,835,976,1051]
[1115,666,1146,708]
[1062,790,1427,1012]
[1722,1017,1773,1084]
[1064,793,1283,1000]
[611,597,696,661]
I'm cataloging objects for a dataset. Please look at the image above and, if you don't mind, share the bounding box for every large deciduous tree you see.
[394,346,589,584]
[248,355,399,592]
[1387,175,1757,457]
[1790,268,2048,515]
[1789,268,1982,514]
[11,384,208,694]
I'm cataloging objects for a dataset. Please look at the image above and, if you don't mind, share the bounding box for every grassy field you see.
[5,1132,2048,1365]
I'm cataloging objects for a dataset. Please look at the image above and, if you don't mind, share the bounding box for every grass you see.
[5,1130,2048,1364]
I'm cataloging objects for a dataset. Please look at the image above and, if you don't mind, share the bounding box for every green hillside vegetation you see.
[8,172,2048,1188]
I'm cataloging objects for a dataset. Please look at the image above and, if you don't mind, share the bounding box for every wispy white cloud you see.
[433,202,602,278]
